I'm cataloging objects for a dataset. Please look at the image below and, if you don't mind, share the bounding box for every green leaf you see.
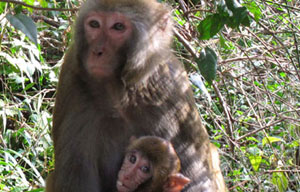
[24,0,35,5]
[24,83,35,91]
[196,47,217,85]
[197,0,250,40]
[27,189,44,192]
[226,7,249,28]
[197,15,213,40]
[248,155,262,171]
[244,1,262,22]
[279,72,286,78]
[225,0,251,28]
[38,0,48,8]
[0,2,6,13]
[247,147,263,171]
[198,14,225,40]
[246,137,259,143]
[6,13,38,45]
[272,171,288,192]
[262,136,283,146]
[248,146,261,156]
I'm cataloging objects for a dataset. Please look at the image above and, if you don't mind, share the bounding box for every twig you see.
[284,0,300,70]
[249,14,300,80]
[0,0,78,12]
[212,81,234,153]
[177,0,187,14]
[228,180,249,191]
[31,14,60,28]
[263,0,300,11]
[184,8,212,15]
[236,119,284,141]
[264,169,300,173]
[173,28,197,58]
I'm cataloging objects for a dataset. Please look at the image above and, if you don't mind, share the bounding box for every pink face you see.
[117,151,153,192]
[84,11,133,78]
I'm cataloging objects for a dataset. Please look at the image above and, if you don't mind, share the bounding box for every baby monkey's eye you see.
[129,154,136,164]
[140,166,150,173]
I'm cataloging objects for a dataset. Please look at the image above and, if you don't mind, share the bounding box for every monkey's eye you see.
[140,166,150,174]
[89,20,100,28]
[112,22,125,31]
[129,154,136,164]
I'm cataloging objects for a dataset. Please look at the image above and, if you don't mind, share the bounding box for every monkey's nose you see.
[92,50,103,56]
[92,47,104,56]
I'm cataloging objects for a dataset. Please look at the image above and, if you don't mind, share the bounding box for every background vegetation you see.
[0,0,299,191]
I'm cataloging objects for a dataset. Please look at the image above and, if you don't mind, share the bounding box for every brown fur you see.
[46,0,226,191]
[126,136,181,191]
[117,136,185,192]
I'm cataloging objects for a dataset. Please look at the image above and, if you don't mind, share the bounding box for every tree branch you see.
[0,0,78,12]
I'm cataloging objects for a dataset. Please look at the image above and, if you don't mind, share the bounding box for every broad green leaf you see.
[227,7,249,28]
[291,140,299,147]
[217,0,231,17]
[0,2,6,13]
[237,7,250,27]
[225,0,251,28]
[244,1,262,22]
[198,14,225,40]
[272,171,288,192]
[246,137,259,143]
[24,0,35,5]
[248,146,262,156]
[23,0,34,12]
[38,0,48,8]
[197,15,213,40]
[262,136,283,146]
[225,0,245,12]
[197,0,250,40]
[248,155,262,171]
[210,14,226,37]
[6,13,38,45]
[196,47,217,85]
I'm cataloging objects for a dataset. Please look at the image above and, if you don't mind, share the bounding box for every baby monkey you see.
[117,136,190,192]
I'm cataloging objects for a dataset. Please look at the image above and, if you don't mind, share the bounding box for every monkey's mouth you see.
[117,180,133,192]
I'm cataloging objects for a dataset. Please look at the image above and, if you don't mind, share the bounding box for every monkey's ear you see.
[158,13,171,32]
[164,173,191,192]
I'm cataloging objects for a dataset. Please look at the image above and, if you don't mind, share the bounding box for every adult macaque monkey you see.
[46,0,226,191]
[117,136,190,192]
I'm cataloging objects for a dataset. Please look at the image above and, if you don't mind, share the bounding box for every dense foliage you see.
[0,0,299,191]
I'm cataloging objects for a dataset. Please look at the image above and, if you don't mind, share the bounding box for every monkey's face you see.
[117,150,153,192]
[83,11,133,78]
